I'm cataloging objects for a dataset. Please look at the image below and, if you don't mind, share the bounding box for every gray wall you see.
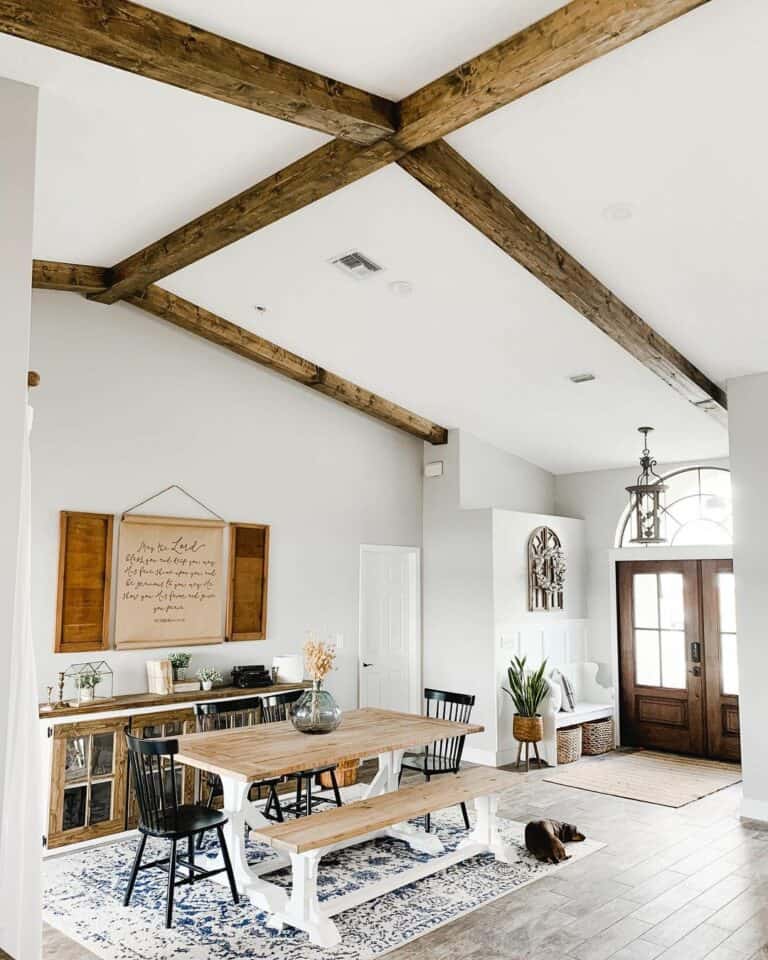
[30,290,424,711]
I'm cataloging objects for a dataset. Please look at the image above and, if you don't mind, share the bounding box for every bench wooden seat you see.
[254,766,519,947]
[251,766,515,853]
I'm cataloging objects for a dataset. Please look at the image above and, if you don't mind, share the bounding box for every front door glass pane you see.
[633,574,659,629]
[721,634,739,696]
[660,630,687,689]
[659,574,685,630]
[635,629,661,686]
[718,573,737,633]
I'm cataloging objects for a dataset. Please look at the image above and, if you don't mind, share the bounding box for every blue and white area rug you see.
[44,808,601,960]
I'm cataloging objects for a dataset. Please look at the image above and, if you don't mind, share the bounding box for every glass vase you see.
[291,680,342,734]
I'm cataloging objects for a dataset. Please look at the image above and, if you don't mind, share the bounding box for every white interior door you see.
[358,545,421,714]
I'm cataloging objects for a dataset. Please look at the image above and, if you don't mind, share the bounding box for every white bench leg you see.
[273,851,340,948]
[220,776,288,913]
[458,795,515,864]
[378,750,444,855]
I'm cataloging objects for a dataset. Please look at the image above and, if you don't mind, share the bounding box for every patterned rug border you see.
[44,809,604,960]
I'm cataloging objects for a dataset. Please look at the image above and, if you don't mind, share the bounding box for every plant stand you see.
[515,739,544,772]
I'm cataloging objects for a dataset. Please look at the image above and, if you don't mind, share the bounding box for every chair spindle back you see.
[261,689,303,725]
[424,688,475,768]
[126,733,182,832]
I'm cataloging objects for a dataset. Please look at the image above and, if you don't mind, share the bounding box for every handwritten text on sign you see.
[114,516,225,648]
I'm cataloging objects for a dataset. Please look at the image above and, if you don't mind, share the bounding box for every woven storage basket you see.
[319,758,359,788]
[557,724,582,764]
[582,717,614,756]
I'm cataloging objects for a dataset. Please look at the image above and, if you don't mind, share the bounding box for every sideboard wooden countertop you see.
[38,681,312,719]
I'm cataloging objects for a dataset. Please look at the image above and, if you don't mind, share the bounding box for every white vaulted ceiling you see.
[3,0,764,471]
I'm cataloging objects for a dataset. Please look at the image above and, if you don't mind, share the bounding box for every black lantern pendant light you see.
[625,426,667,544]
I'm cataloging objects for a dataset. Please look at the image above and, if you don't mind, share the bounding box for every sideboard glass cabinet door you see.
[47,718,127,849]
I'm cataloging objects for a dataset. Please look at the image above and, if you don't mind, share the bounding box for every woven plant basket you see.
[513,714,543,743]
[319,758,359,788]
[582,717,614,756]
[557,725,582,764]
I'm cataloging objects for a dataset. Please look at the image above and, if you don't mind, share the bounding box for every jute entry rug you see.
[544,750,742,807]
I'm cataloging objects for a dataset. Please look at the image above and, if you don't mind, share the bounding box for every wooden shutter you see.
[226,523,270,641]
[55,511,113,653]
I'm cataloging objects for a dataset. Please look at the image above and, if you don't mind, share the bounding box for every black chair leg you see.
[460,801,470,831]
[295,775,302,816]
[197,783,216,849]
[123,833,147,906]
[216,825,240,905]
[424,773,431,833]
[187,835,195,882]
[305,776,312,817]
[329,769,343,808]
[270,783,284,823]
[165,839,177,928]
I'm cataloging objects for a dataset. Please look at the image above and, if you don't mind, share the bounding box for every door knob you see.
[362,662,374,668]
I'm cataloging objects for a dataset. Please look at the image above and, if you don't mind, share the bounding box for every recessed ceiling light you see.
[602,202,635,222]
[388,280,414,297]
[569,373,596,384]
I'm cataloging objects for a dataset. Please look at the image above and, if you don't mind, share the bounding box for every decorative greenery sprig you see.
[304,634,336,682]
[503,656,549,717]
[196,666,222,684]
[76,670,101,690]
[168,652,191,669]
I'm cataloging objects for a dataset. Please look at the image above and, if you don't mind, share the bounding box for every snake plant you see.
[503,655,549,717]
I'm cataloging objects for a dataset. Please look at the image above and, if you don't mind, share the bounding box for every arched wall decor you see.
[615,466,732,548]
[528,526,566,611]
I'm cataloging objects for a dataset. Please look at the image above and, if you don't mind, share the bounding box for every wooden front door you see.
[618,560,740,761]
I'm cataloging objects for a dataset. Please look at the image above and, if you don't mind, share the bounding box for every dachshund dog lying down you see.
[525,819,586,863]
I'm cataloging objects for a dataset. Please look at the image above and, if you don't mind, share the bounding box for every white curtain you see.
[0,405,41,960]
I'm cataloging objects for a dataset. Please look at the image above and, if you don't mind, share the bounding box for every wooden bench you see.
[251,766,518,947]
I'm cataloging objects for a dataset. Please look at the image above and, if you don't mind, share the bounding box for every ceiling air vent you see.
[329,250,383,280]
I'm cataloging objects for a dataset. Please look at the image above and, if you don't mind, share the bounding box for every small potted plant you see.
[76,669,101,703]
[503,655,549,745]
[168,651,191,681]
[196,666,222,692]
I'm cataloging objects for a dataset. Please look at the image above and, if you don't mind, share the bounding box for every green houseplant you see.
[196,666,222,692]
[168,651,191,681]
[75,669,101,703]
[503,655,549,744]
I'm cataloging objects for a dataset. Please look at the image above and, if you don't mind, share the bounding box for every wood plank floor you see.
[42,756,768,960]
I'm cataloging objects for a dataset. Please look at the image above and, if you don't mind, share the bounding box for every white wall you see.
[492,509,587,764]
[554,455,729,672]
[727,373,768,821]
[422,431,560,763]
[458,431,555,514]
[30,291,424,711]
[0,78,37,820]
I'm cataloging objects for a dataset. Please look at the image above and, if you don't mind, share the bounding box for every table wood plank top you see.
[175,707,484,782]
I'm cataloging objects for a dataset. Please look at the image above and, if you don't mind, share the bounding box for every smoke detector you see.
[569,373,596,384]
[329,250,383,280]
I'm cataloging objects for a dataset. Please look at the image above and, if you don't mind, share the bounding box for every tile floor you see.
[42,758,768,960]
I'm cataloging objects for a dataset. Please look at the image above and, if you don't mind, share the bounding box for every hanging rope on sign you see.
[122,483,226,522]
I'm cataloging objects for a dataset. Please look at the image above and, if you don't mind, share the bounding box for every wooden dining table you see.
[175,706,483,914]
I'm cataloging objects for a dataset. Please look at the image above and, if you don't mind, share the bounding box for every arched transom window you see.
[617,466,732,548]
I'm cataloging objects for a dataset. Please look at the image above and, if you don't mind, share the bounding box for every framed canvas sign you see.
[114,515,225,649]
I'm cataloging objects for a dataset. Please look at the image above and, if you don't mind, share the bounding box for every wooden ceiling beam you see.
[0,0,396,144]
[393,0,710,151]
[81,0,708,306]
[399,140,726,424]
[32,259,108,293]
[90,138,404,305]
[31,262,448,444]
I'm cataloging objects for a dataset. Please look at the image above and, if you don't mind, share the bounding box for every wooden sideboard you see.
[41,683,310,849]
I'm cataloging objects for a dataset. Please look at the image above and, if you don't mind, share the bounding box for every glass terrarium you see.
[64,661,114,706]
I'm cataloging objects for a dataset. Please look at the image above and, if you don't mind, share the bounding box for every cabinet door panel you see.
[48,718,127,849]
